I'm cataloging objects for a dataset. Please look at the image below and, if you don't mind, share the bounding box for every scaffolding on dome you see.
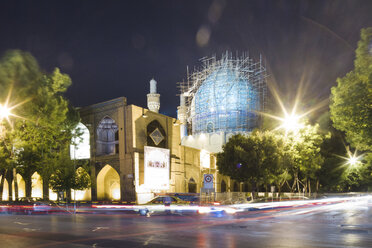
[178,52,267,135]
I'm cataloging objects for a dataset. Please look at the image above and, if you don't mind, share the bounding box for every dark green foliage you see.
[330,28,372,190]
[0,50,87,200]
[49,148,90,195]
[217,131,284,195]
[330,28,372,152]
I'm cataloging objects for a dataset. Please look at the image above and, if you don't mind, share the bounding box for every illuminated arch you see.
[31,172,43,198]
[12,174,25,200]
[0,176,9,201]
[70,122,90,159]
[48,174,58,201]
[96,117,119,155]
[97,165,120,201]
[71,167,91,201]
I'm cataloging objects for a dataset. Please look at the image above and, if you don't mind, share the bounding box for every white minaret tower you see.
[147,78,160,113]
[177,93,187,139]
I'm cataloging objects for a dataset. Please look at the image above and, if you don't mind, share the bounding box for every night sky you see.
[1,0,372,117]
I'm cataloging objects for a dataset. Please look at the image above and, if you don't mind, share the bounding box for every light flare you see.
[342,149,363,168]
[0,87,29,128]
[258,80,328,135]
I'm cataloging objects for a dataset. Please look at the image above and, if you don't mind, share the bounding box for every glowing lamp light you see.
[346,152,362,168]
[341,149,363,168]
[282,113,302,133]
[0,104,11,120]
[348,156,358,166]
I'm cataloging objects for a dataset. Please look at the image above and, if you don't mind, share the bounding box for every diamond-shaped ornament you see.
[149,128,164,146]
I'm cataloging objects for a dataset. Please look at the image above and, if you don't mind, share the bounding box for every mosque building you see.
[1,53,266,204]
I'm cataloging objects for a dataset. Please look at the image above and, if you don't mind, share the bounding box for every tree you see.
[330,28,372,152]
[217,131,284,198]
[330,28,372,191]
[49,148,90,202]
[0,50,80,200]
[315,112,348,192]
[284,123,328,195]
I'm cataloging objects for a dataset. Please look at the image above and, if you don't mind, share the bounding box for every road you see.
[0,197,371,248]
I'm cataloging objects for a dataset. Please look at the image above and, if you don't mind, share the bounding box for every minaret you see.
[147,78,160,113]
[177,93,187,139]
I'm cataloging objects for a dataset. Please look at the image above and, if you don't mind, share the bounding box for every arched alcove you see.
[12,174,25,200]
[31,172,43,198]
[221,180,227,193]
[188,178,197,193]
[71,122,91,159]
[97,165,120,200]
[146,120,166,148]
[71,167,91,201]
[96,117,119,156]
[0,176,9,201]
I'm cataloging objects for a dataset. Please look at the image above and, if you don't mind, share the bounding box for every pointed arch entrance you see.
[72,167,91,201]
[31,172,43,198]
[0,176,9,201]
[97,165,120,201]
[12,174,26,200]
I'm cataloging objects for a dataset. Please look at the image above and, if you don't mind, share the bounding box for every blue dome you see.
[192,68,259,134]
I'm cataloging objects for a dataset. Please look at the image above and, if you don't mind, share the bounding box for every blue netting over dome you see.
[191,67,260,134]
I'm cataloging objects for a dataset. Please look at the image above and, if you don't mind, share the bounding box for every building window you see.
[96,117,119,156]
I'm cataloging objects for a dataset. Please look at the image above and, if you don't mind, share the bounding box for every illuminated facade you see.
[0,73,248,203]
[77,96,224,203]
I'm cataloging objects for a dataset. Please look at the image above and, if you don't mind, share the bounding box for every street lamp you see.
[0,104,11,121]
[347,156,358,167]
[281,113,303,134]
[345,150,362,168]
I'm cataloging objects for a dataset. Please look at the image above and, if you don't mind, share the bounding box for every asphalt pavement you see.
[0,197,371,248]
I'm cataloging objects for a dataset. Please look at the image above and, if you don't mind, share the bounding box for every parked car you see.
[145,196,188,206]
